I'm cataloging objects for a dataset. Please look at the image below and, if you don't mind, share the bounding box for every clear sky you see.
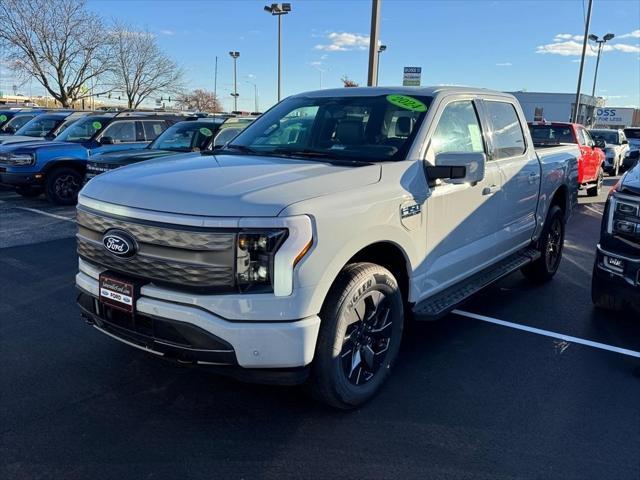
[4,0,640,111]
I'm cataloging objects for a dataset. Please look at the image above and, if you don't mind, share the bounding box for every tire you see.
[591,262,624,311]
[15,186,42,198]
[586,167,603,197]
[45,167,82,205]
[521,205,565,283]
[308,262,404,409]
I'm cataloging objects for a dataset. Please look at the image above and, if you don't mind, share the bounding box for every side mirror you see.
[594,139,606,149]
[99,136,115,145]
[426,152,486,184]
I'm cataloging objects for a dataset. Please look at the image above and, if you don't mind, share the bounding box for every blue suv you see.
[0,112,180,204]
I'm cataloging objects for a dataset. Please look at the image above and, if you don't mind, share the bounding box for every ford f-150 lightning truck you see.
[75,87,579,408]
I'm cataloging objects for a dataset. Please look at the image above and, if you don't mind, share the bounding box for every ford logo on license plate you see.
[103,230,137,258]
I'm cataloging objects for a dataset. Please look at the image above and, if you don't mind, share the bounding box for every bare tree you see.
[176,89,222,112]
[0,0,112,107]
[341,75,359,88]
[110,22,184,109]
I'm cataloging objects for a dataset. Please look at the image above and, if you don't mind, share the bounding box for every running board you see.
[412,247,541,321]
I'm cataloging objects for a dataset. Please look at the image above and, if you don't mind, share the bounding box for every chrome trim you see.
[597,244,640,263]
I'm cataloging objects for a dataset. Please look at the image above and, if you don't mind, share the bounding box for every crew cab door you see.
[577,126,599,182]
[420,98,503,295]
[481,99,539,252]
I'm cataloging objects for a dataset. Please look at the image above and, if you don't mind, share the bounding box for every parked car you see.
[623,127,640,170]
[0,110,49,135]
[0,110,24,130]
[0,112,181,203]
[0,111,88,146]
[592,161,640,313]
[589,128,629,176]
[85,117,249,181]
[75,87,579,408]
[529,121,604,196]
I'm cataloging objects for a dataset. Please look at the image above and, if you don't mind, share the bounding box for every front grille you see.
[77,207,236,290]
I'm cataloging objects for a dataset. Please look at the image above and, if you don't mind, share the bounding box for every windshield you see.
[590,130,619,144]
[55,117,109,143]
[227,94,433,162]
[0,112,16,129]
[624,128,640,140]
[0,114,35,134]
[529,125,575,145]
[149,121,223,151]
[15,116,63,138]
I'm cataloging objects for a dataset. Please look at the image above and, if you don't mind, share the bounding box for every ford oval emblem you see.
[102,230,136,258]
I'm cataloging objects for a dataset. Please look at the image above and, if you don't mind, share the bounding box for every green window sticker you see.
[0,114,7,122]
[387,94,427,112]
[92,121,102,130]
[199,127,213,137]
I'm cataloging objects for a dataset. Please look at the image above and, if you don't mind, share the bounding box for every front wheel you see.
[586,167,603,197]
[308,262,404,409]
[521,205,565,283]
[45,167,82,205]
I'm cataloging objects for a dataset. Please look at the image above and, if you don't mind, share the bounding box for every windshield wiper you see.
[269,148,370,165]
[221,144,259,155]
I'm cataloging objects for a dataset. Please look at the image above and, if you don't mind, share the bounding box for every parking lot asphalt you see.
[1,182,639,480]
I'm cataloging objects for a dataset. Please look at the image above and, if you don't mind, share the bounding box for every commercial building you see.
[593,107,640,129]
[508,91,603,125]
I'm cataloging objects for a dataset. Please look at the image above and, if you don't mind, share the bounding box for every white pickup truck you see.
[76,87,579,408]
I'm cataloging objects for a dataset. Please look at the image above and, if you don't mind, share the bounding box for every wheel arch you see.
[549,184,569,220]
[42,158,86,175]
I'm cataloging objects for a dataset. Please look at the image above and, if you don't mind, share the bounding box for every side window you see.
[213,127,241,147]
[101,121,136,143]
[143,121,167,141]
[485,101,526,159]
[429,101,485,157]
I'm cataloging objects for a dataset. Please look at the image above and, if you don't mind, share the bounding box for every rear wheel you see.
[586,167,603,197]
[45,167,82,205]
[521,205,565,283]
[308,262,404,409]
[16,186,42,198]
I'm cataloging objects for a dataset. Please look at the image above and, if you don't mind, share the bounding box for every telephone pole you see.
[367,0,382,87]
[572,0,593,123]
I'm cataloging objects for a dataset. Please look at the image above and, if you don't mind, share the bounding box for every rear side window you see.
[214,127,242,147]
[101,121,136,143]
[143,120,167,140]
[485,101,525,159]
[430,101,485,156]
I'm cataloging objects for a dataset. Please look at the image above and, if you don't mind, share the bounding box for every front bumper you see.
[76,270,321,372]
[594,244,640,310]
[0,169,43,187]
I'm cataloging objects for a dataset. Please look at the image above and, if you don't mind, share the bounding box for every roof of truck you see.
[291,86,511,98]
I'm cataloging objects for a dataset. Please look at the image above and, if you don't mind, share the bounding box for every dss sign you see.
[595,108,633,126]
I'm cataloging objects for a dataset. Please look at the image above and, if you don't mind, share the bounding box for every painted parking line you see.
[12,206,75,223]
[452,309,640,358]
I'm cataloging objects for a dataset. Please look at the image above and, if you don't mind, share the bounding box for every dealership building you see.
[508,91,640,128]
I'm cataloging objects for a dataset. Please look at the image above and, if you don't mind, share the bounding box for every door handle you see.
[528,172,541,184]
[482,185,500,195]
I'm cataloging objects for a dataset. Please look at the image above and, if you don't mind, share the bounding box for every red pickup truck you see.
[529,122,605,196]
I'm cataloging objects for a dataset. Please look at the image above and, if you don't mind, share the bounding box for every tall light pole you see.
[376,44,386,86]
[264,3,291,102]
[572,0,593,123]
[229,51,240,111]
[588,33,615,98]
[245,79,259,112]
[213,55,218,113]
[367,0,382,86]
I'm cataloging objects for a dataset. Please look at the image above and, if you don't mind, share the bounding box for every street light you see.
[229,51,240,111]
[588,33,615,99]
[264,3,291,102]
[376,44,386,86]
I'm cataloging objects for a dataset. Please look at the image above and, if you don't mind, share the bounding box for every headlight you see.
[236,230,287,292]
[607,193,640,237]
[5,153,35,166]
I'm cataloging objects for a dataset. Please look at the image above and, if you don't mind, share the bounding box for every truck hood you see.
[620,161,640,195]
[81,153,381,217]
[0,135,44,146]
[90,148,176,165]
